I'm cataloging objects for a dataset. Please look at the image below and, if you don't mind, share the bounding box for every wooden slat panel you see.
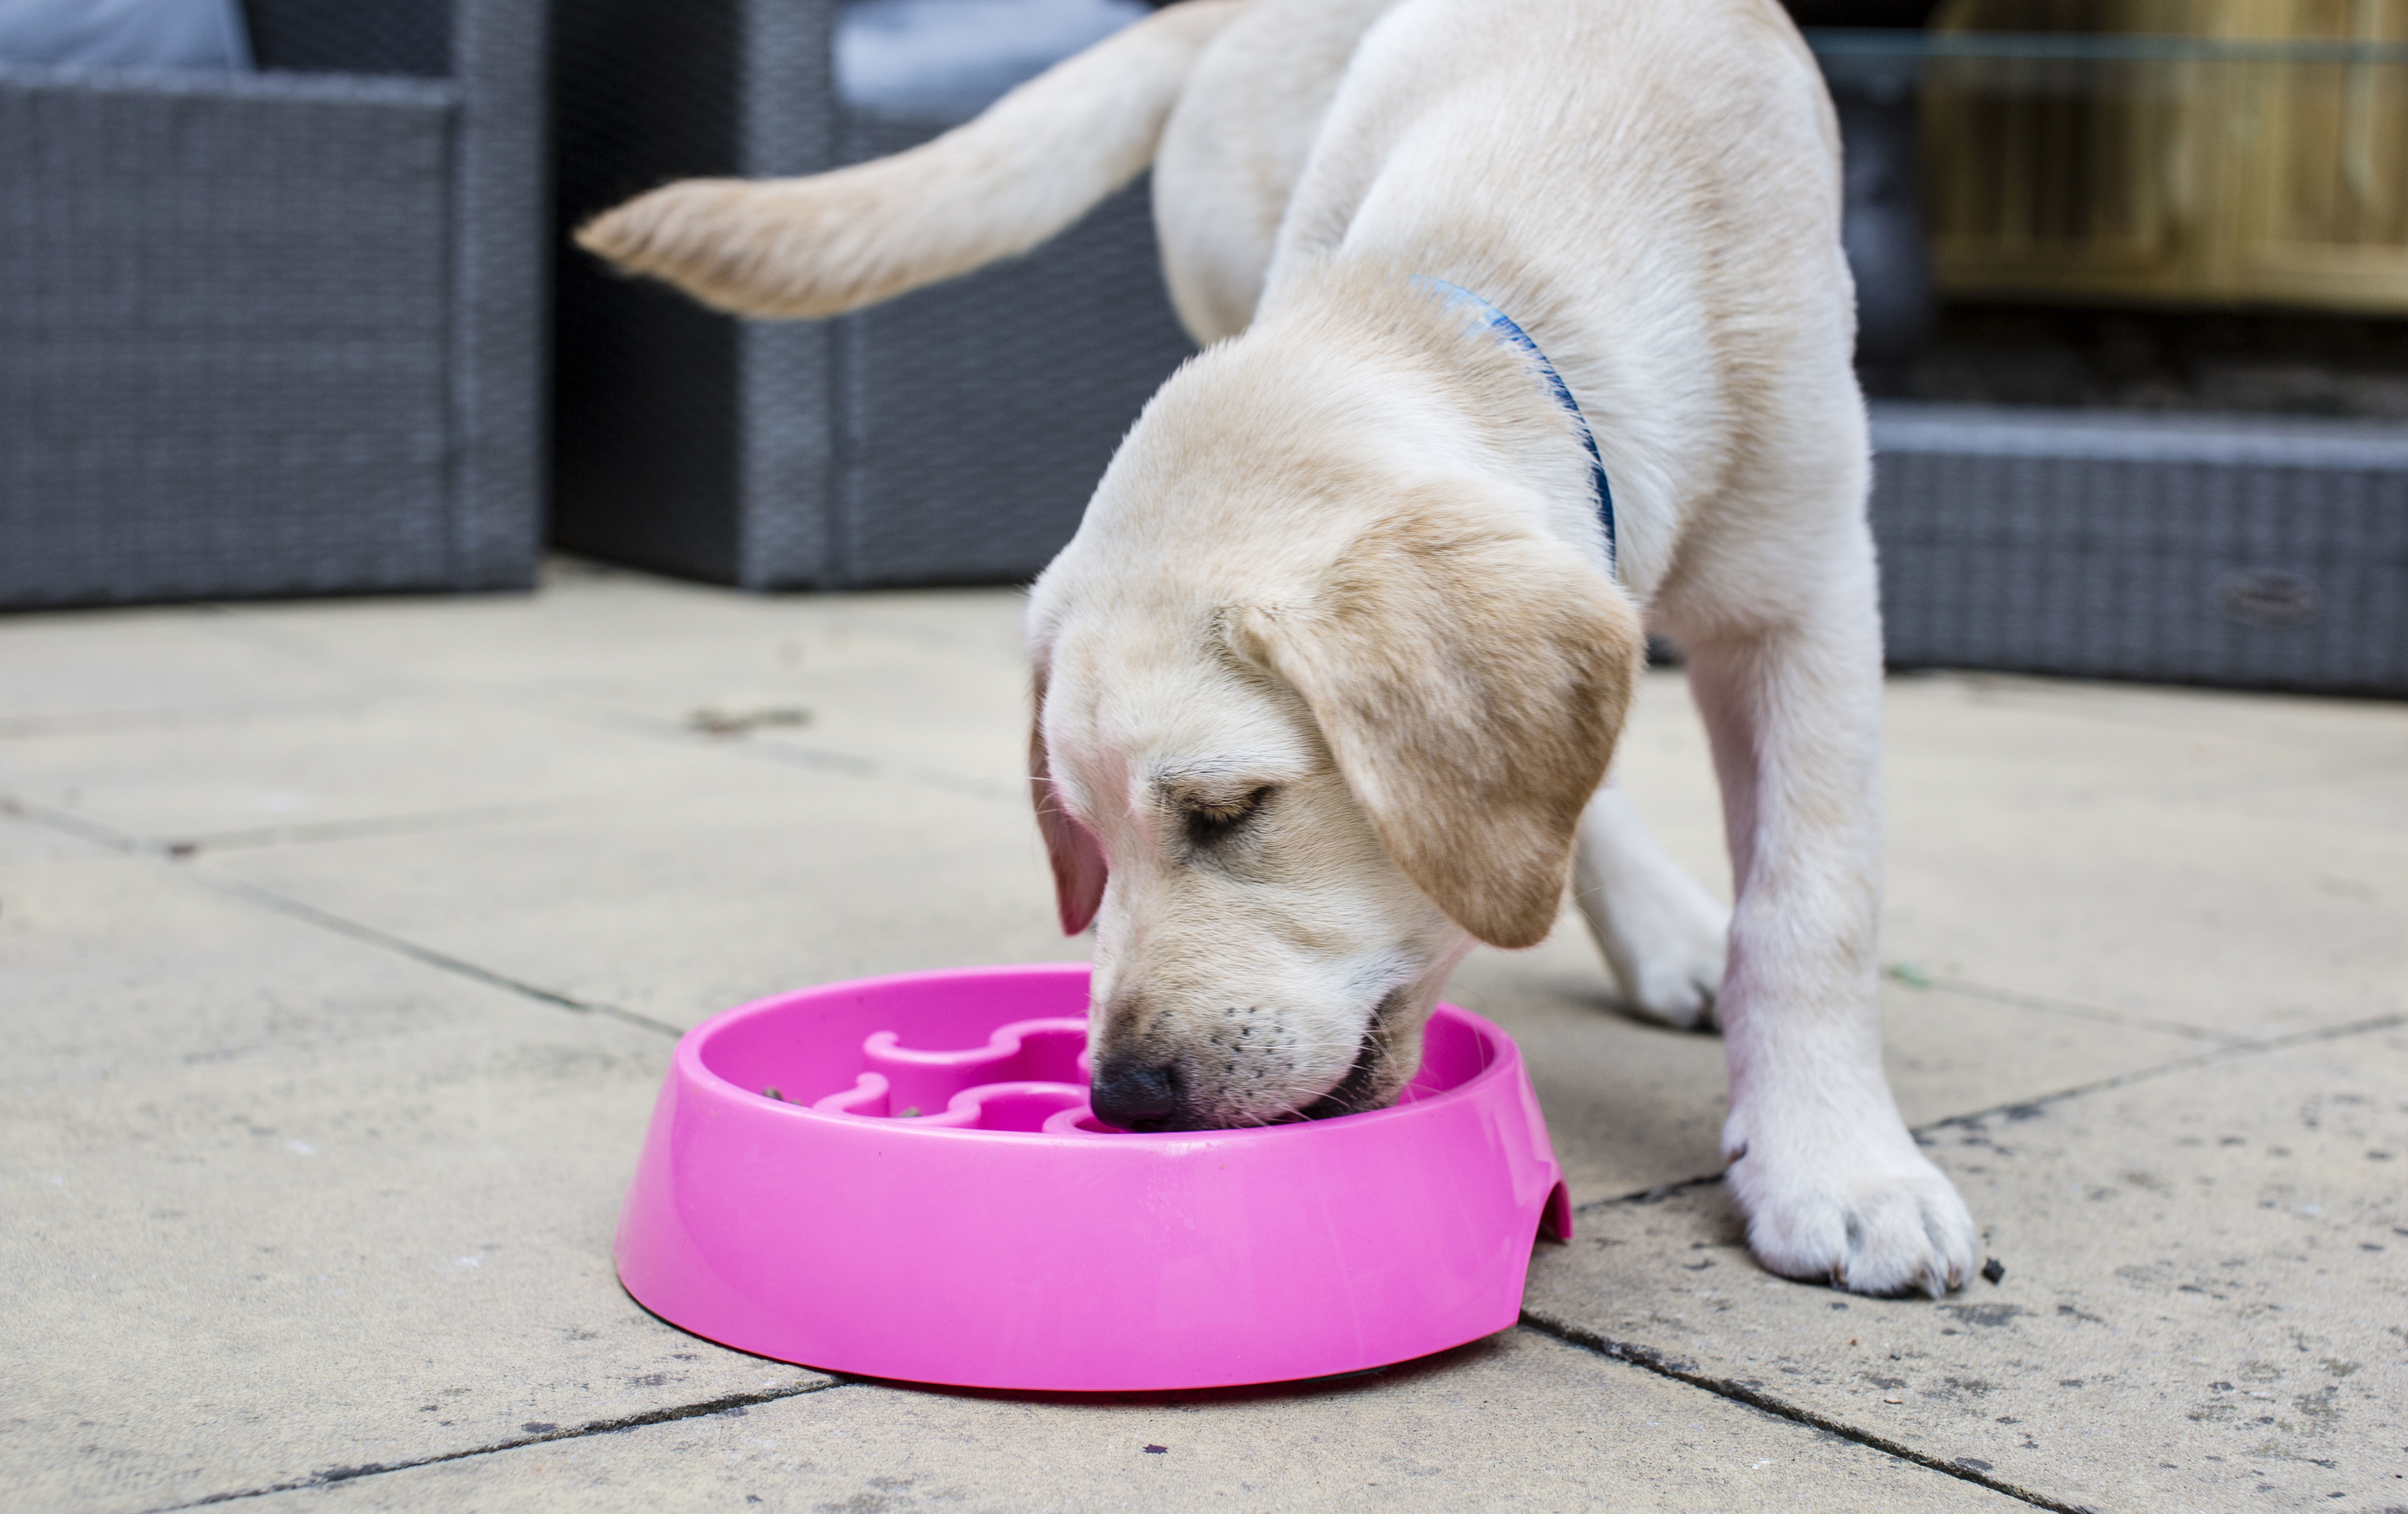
[1924,0,2408,313]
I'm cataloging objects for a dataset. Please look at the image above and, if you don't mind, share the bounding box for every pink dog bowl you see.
[615,963,1570,1391]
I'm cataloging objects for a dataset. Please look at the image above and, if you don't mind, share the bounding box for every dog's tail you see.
[576,0,1247,320]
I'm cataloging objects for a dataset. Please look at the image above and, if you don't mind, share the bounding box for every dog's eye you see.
[1182,785,1273,847]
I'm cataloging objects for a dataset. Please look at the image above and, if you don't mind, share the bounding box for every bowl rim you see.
[678,960,1522,1147]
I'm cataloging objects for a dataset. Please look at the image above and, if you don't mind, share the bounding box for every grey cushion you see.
[836,0,1145,119]
[0,0,250,70]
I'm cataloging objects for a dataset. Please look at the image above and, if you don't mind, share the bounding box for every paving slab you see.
[0,809,114,865]
[0,607,381,730]
[7,570,2402,1514]
[228,1327,2026,1514]
[81,571,2400,1056]
[0,590,1037,856]
[198,761,1074,1034]
[0,854,827,1514]
[1449,928,2217,1203]
[658,637,1035,802]
[1882,673,2408,1039]
[206,569,1037,792]
[212,562,1032,697]
[1603,658,2408,1046]
[1521,1019,2408,1514]
[0,695,741,852]
[1894,671,2408,778]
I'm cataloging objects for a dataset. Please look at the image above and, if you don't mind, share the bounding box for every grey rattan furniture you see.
[1790,7,1943,363]
[1871,403,2408,694]
[552,0,1196,590]
[0,0,549,609]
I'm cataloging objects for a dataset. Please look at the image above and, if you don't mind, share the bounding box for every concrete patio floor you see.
[4,559,2403,1513]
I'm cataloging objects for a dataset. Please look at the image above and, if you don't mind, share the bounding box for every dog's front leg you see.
[1571,783,1729,1031]
[1684,598,1976,1298]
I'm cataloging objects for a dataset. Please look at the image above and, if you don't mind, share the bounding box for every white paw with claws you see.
[1605,888,1727,1032]
[1571,789,1730,1032]
[1724,1122,1978,1298]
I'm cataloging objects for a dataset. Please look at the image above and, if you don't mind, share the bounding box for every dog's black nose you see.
[1089,1056,1186,1131]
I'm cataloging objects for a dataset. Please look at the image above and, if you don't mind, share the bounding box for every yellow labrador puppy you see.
[582,0,1977,1297]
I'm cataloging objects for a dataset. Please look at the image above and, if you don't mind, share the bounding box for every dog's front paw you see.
[1723,1124,1976,1298]
[1571,848,1729,1031]
[1617,916,1726,1031]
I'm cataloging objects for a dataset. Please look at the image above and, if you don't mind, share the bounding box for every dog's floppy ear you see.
[1031,663,1108,935]
[1228,500,1643,949]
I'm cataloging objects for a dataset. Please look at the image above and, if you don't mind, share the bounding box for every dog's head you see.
[1030,354,1644,1129]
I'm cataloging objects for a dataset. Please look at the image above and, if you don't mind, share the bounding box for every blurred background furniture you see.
[1785,1,1947,363]
[1871,402,2408,694]
[551,0,1196,590]
[1800,3,2408,694]
[1922,0,2408,316]
[0,0,549,610]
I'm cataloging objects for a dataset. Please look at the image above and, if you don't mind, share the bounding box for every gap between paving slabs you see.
[1503,1017,2392,1514]
[1897,969,2244,1049]
[138,1380,858,1514]
[186,593,1032,808]
[1517,1314,2091,1514]
[13,798,2366,1514]
[3,796,689,1040]
[1561,1003,2407,1226]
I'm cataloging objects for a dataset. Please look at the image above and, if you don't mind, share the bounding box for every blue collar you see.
[1416,278,1618,578]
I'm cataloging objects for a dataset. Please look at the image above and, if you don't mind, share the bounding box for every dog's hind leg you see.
[1683,557,1978,1299]
[577,0,1248,320]
[1570,784,1728,1031]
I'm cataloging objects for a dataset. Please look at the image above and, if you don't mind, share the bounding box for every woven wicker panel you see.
[730,0,841,588]
[449,0,550,590]
[547,0,1196,590]
[1872,403,2408,693]
[550,0,750,582]
[242,0,453,77]
[0,70,460,609]
[828,178,1194,588]
[822,111,1192,589]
